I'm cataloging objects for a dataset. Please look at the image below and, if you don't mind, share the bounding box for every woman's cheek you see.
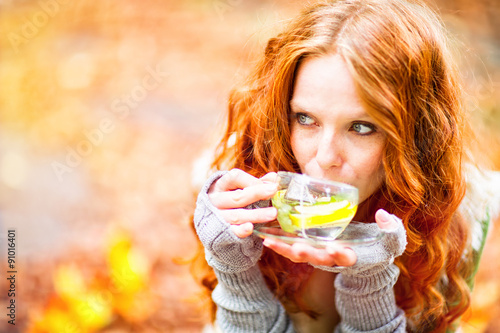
[290,131,313,170]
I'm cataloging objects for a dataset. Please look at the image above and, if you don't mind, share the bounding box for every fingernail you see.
[264,183,277,193]
[230,225,240,235]
[263,238,273,247]
[261,172,278,182]
[266,208,277,219]
[243,222,254,232]
[231,223,251,238]
[378,209,391,224]
[377,209,401,232]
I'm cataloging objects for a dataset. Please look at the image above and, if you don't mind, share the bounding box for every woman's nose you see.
[315,130,344,170]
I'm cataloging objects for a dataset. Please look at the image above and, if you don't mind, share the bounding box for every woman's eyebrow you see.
[289,100,310,113]
[290,100,371,119]
[289,100,300,110]
[345,109,371,120]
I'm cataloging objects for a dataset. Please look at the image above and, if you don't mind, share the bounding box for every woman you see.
[191,0,493,331]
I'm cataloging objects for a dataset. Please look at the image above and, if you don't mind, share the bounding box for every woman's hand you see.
[262,209,402,267]
[208,169,278,238]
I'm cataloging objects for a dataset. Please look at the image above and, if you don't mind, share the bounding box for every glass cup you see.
[271,171,359,240]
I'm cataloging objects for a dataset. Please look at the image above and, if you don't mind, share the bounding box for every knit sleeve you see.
[213,267,295,333]
[193,172,295,332]
[314,218,407,332]
[334,264,406,333]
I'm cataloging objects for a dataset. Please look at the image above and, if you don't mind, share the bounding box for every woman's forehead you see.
[290,54,367,115]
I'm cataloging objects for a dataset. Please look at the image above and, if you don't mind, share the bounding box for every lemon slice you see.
[290,201,356,228]
[273,190,357,231]
[294,200,349,214]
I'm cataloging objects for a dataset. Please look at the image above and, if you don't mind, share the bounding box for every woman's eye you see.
[351,122,376,135]
[296,113,315,126]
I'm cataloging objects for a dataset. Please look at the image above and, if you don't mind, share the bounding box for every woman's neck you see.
[354,187,389,222]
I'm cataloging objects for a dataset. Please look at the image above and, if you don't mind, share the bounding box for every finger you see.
[375,209,400,231]
[289,243,337,265]
[325,245,357,266]
[290,243,356,266]
[219,206,277,225]
[210,182,277,209]
[263,238,296,259]
[231,222,254,238]
[263,239,346,266]
[260,172,278,183]
[374,209,407,258]
[210,169,261,193]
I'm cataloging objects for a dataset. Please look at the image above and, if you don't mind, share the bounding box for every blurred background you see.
[0,0,498,332]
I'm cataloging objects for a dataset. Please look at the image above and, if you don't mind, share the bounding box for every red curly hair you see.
[191,0,473,331]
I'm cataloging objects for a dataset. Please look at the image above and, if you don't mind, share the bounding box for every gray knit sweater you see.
[194,171,407,332]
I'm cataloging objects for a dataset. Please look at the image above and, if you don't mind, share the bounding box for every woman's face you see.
[289,54,386,203]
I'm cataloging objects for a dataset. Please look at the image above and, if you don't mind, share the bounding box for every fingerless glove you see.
[193,172,294,332]
[314,218,407,332]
